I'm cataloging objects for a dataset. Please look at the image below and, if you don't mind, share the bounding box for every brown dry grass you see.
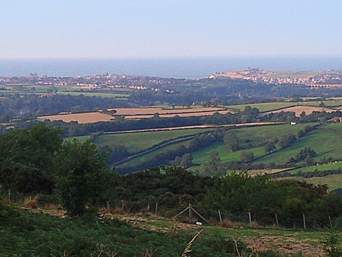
[219,219,234,228]
[266,105,334,117]
[245,236,325,256]
[38,112,114,124]
[38,107,231,123]
[23,196,38,209]
[248,168,290,177]
[99,204,125,215]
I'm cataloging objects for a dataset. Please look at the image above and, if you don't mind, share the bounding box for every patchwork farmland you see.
[38,107,231,123]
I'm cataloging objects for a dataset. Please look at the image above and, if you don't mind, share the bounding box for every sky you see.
[1,0,342,59]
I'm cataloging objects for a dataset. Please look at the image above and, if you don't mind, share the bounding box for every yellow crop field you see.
[38,112,114,124]
[265,106,335,117]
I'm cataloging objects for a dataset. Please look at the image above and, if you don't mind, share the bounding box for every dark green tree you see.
[0,123,62,193]
[239,151,254,163]
[264,142,276,153]
[54,140,113,217]
[208,150,221,165]
[180,153,193,168]
[223,132,239,152]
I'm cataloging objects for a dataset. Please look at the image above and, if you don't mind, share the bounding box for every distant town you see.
[210,68,342,88]
[1,69,342,93]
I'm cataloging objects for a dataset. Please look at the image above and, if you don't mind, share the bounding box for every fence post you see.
[189,203,192,223]
[275,213,279,227]
[121,200,125,212]
[218,209,222,223]
[155,202,158,215]
[329,216,333,228]
[249,212,252,227]
[303,213,307,230]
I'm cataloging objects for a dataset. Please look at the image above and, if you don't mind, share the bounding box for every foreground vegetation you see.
[1,201,327,257]
[2,123,342,256]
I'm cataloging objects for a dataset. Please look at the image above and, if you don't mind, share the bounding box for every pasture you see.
[227,99,342,113]
[280,174,342,192]
[109,107,231,119]
[289,161,342,174]
[264,106,334,117]
[226,102,296,112]
[255,126,342,165]
[93,128,212,153]
[119,140,193,168]
[56,91,129,99]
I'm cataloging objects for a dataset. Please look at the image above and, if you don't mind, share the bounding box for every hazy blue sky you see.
[1,0,341,59]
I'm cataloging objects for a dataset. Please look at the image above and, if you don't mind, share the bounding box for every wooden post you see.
[121,200,125,212]
[155,202,158,215]
[8,189,11,201]
[189,203,192,224]
[218,209,222,223]
[190,206,209,224]
[173,207,189,219]
[275,213,279,227]
[303,213,307,230]
[329,216,333,228]
[248,212,252,227]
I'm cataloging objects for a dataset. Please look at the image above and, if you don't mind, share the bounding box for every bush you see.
[54,140,114,217]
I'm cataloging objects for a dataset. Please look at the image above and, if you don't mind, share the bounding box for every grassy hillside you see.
[279,174,342,192]
[227,102,296,112]
[191,143,265,165]
[255,125,342,165]
[190,124,309,166]
[64,135,91,143]
[118,140,193,168]
[290,161,342,174]
[94,128,212,153]
[227,100,342,113]
[113,123,314,169]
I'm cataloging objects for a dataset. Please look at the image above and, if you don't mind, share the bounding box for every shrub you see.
[54,140,114,217]
[23,196,38,209]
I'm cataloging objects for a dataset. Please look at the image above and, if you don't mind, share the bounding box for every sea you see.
[0,57,341,79]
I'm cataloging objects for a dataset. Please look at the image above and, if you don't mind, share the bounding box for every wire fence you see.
[1,190,339,230]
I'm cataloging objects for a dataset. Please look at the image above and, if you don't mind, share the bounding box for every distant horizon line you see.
[1,55,342,61]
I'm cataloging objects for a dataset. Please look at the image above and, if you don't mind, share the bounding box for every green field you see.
[321,123,342,134]
[255,124,342,165]
[226,100,342,113]
[56,91,129,98]
[290,161,342,174]
[1,84,132,99]
[191,143,265,165]
[114,123,311,168]
[227,102,296,112]
[64,135,91,143]
[93,128,213,153]
[189,124,308,165]
[281,174,342,192]
[118,140,193,167]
